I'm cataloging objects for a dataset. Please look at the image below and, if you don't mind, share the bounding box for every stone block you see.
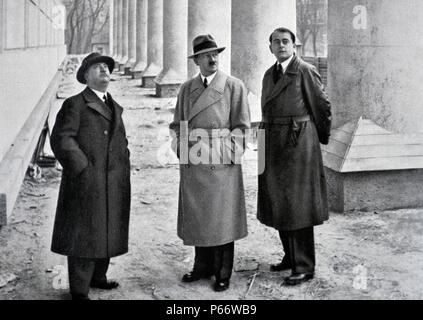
[155,83,181,98]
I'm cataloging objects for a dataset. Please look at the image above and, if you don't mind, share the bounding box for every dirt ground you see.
[1,66,423,300]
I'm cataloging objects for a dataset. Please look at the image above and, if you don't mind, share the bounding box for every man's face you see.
[194,50,219,77]
[85,62,110,89]
[269,31,296,63]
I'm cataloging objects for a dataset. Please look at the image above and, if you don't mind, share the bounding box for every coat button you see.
[104,130,108,136]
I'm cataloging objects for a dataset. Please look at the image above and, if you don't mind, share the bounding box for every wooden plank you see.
[355,121,391,135]
[353,134,423,146]
[0,0,4,53]
[321,139,349,157]
[348,144,423,159]
[335,120,358,134]
[0,69,62,226]
[329,129,353,145]
[322,150,345,171]
[342,156,423,172]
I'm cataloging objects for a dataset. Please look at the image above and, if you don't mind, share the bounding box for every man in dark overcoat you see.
[257,27,332,286]
[50,52,131,300]
[170,35,250,292]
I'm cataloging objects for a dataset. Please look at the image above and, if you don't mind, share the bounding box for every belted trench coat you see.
[170,71,251,246]
[257,55,331,231]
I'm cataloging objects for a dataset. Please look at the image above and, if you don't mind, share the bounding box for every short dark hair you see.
[269,27,296,44]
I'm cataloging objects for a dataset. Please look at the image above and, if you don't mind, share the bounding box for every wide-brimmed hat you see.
[76,52,115,84]
[188,34,225,59]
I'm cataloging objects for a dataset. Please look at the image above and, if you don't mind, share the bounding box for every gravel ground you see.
[0,67,422,300]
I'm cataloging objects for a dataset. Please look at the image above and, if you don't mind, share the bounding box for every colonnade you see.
[110,0,296,121]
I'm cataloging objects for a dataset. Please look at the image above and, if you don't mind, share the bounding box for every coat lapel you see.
[188,71,227,122]
[263,55,300,108]
[82,87,113,122]
[109,93,123,139]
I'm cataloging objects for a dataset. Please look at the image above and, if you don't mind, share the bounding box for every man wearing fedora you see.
[50,52,131,300]
[257,27,332,286]
[170,35,250,292]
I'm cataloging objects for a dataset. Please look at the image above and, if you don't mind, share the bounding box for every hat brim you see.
[188,47,226,59]
[76,56,115,84]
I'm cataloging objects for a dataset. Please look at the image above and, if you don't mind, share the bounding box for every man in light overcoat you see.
[257,27,332,286]
[170,35,251,292]
[50,52,131,300]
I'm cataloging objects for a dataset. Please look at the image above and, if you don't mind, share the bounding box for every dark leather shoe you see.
[284,273,314,286]
[214,279,230,292]
[90,280,119,290]
[181,271,212,283]
[270,260,291,272]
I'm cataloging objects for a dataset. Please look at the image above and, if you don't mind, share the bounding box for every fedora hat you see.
[76,52,115,84]
[188,34,225,59]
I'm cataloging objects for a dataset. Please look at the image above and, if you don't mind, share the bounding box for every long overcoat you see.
[170,71,251,247]
[257,55,331,231]
[50,87,131,258]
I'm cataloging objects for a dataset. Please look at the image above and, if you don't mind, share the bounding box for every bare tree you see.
[64,0,109,54]
[297,0,327,57]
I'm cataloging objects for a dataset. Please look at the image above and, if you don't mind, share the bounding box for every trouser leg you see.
[280,227,315,274]
[193,246,214,275]
[67,256,96,298]
[213,242,235,281]
[91,258,110,284]
[278,230,292,265]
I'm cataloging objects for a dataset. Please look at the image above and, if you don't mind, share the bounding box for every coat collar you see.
[263,55,300,107]
[82,87,123,122]
[82,87,124,140]
[188,70,227,121]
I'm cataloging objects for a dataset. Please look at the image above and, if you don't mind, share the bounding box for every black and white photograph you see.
[0,0,422,307]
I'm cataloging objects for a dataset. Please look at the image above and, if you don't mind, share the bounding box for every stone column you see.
[109,0,114,57]
[155,0,188,97]
[115,0,123,65]
[187,0,231,79]
[119,0,129,71]
[124,0,137,75]
[132,0,148,79]
[327,0,423,133]
[112,0,119,62]
[231,0,296,122]
[141,0,163,88]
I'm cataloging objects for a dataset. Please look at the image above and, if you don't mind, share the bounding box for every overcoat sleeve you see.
[169,83,186,158]
[225,80,251,164]
[301,66,332,145]
[50,98,89,177]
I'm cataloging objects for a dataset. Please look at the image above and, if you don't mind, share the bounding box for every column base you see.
[156,82,181,98]
[142,76,157,88]
[325,167,423,212]
[132,71,143,79]
[124,67,132,76]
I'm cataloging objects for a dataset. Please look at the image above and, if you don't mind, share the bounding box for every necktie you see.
[274,63,283,83]
[103,94,111,110]
[203,78,208,88]
[278,63,284,75]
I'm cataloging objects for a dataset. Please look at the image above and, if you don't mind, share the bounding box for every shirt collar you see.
[279,54,295,74]
[200,71,217,85]
[89,87,108,100]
